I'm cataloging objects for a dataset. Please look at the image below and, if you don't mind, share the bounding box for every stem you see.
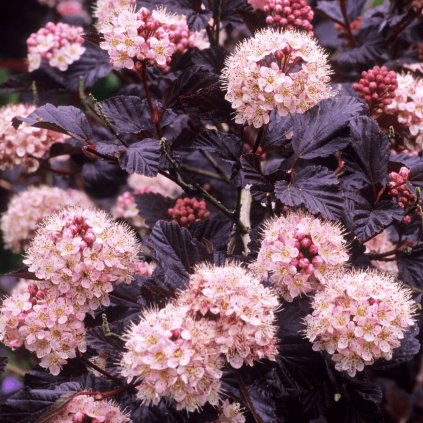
[159,146,247,233]
[239,188,252,254]
[214,0,222,48]
[138,63,163,138]
[76,381,141,401]
[77,352,121,382]
[180,163,227,181]
[234,370,264,423]
[0,178,16,193]
[252,126,264,154]
[389,8,419,45]
[200,151,231,182]
[339,0,355,48]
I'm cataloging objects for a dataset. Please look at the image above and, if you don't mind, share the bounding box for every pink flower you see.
[121,303,223,412]
[26,22,85,72]
[98,5,206,71]
[251,212,348,301]
[387,73,423,152]
[215,400,246,423]
[177,263,280,368]
[221,28,333,128]
[51,395,131,422]
[24,207,140,315]
[0,104,68,174]
[304,270,416,377]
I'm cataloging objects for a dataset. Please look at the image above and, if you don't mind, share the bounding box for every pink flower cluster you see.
[353,66,398,118]
[121,303,223,412]
[27,22,85,72]
[0,281,87,376]
[215,400,246,423]
[1,185,93,253]
[364,230,398,275]
[0,208,141,374]
[178,264,279,369]
[24,207,140,314]
[121,263,279,411]
[112,191,146,228]
[50,395,131,423]
[252,213,348,301]
[99,6,207,71]
[387,166,422,223]
[264,0,314,32]
[388,73,423,151]
[304,270,416,377]
[221,28,333,128]
[0,104,68,173]
[168,198,210,227]
[94,0,135,26]
[128,173,182,197]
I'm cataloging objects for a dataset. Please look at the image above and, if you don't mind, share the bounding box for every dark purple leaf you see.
[275,166,343,220]
[135,193,175,227]
[349,197,404,242]
[95,96,150,134]
[186,10,212,30]
[397,246,423,289]
[0,383,81,423]
[240,154,274,201]
[149,221,210,291]
[12,104,92,142]
[347,116,390,187]
[190,131,243,163]
[163,66,217,108]
[291,96,364,159]
[119,139,161,176]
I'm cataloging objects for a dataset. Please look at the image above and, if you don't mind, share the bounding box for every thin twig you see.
[200,150,231,182]
[234,370,264,423]
[77,352,121,382]
[137,64,163,138]
[252,126,264,155]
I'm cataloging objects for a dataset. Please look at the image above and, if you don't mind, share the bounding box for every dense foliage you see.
[0,0,423,422]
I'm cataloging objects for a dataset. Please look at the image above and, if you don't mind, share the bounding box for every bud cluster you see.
[304,270,416,377]
[168,198,210,227]
[252,212,348,301]
[1,186,94,253]
[99,6,207,71]
[353,66,398,117]
[264,0,314,32]
[51,395,131,423]
[121,263,279,411]
[27,22,85,72]
[387,166,422,223]
[222,28,333,128]
[0,104,68,173]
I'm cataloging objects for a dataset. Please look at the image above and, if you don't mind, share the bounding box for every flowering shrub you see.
[1,0,423,422]
[304,270,416,377]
